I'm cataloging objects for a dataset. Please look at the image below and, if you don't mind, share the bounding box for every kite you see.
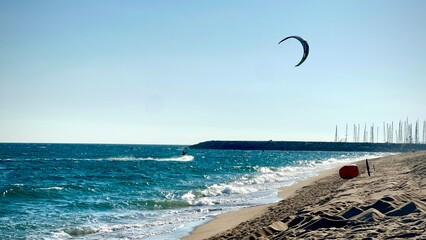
[278,36,309,67]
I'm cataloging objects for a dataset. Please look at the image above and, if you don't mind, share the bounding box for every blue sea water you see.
[0,143,391,239]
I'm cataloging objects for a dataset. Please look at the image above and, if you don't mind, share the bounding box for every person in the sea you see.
[182,150,187,156]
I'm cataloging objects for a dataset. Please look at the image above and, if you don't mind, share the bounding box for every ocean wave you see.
[105,155,194,162]
[1,185,63,199]
[66,198,191,211]
[39,186,64,191]
[181,152,391,206]
[60,214,195,239]
[1,184,71,201]
[127,199,191,210]
[201,184,258,197]
[182,191,216,206]
[9,155,196,162]
[63,226,99,237]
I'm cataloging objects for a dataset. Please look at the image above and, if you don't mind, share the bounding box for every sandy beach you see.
[183,151,426,239]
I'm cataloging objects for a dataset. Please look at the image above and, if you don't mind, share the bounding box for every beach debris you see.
[278,35,309,67]
[339,164,359,179]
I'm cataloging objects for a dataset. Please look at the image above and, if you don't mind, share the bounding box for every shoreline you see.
[182,158,366,240]
[183,151,426,239]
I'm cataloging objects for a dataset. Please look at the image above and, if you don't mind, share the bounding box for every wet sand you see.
[182,151,426,239]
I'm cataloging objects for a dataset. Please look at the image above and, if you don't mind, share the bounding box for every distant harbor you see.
[190,140,426,152]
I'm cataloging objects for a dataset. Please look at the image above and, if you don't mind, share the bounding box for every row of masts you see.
[334,119,426,144]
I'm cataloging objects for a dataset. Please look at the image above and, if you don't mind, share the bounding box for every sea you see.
[0,143,392,239]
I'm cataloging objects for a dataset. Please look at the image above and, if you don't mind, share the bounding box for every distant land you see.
[189,141,426,152]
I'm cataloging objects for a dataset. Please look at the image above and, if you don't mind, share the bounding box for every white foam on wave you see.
[40,186,64,191]
[58,207,218,240]
[181,191,196,202]
[201,184,258,197]
[105,155,194,162]
[182,152,392,207]
[246,152,391,188]
[51,231,72,239]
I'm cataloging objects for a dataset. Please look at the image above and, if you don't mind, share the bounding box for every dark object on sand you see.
[366,159,371,177]
[339,164,359,179]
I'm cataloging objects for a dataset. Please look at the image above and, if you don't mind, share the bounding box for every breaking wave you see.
[181,152,389,206]
[105,155,194,162]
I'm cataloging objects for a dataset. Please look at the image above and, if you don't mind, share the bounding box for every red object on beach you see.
[339,164,359,179]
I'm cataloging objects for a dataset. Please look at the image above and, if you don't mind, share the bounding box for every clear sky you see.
[1,0,425,145]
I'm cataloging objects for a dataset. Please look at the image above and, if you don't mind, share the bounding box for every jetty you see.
[189,140,426,152]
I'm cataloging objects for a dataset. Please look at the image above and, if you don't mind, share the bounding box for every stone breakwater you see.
[190,140,426,152]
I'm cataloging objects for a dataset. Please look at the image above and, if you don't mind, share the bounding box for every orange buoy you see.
[339,164,359,179]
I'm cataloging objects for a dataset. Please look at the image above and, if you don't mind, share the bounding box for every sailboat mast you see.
[353,124,357,142]
[376,126,379,143]
[330,119,425,144]
[358,124,360,142]
[334,125,338,142]
[345,124,348,142]
[365,123,368,142]
[423,120,426,144]
[423,121,426,144]
[383,122,386,143]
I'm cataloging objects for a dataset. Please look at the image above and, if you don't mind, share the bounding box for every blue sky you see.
[1,0,425,144]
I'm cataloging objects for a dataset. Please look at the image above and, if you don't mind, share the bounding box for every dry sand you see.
[182,151,426,239]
